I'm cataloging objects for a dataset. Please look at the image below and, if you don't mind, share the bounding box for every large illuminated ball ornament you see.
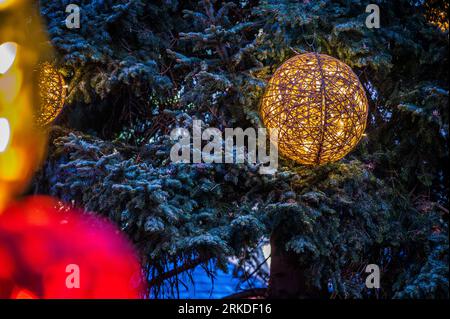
[0,196,146,298]
[0,1,47,211]
[260,53,369,165]
[36,62,67,126]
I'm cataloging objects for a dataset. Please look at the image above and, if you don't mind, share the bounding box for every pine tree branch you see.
[148,256,211,287]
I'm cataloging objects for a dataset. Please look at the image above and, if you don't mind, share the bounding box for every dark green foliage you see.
[35,0,448,298]
[41,0,175,103]
[39,124,273,297]
[393,230,448,298]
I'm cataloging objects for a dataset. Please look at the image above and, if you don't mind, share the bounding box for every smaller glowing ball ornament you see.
[36,62,67,126]
[260,53,369,165]
[0,196,146,299]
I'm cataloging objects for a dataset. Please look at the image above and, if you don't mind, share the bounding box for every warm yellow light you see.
[425,3,449,32]
[0,2,47,212]
[260,53,369,165]
[0,0,15,10]
[0,62,22,102]
[0,42,17,74]
[36,62,66,126]
[0,117,10,152]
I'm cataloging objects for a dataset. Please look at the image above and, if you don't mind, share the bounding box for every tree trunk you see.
[267,233,323,298]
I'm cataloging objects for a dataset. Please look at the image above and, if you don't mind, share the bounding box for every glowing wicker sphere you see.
[260,53,369,165]
[36,62,66,126]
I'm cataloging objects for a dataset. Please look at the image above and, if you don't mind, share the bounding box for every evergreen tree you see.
[35,0,448,298]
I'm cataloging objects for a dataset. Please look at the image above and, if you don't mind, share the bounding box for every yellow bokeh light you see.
[0,41,17,74]
[260,53,369,165]
[0,3,48,212]
[0,0,16,10]
[0,117,10,152]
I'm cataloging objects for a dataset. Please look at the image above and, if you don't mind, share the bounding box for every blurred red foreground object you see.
[0,196,146,299]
